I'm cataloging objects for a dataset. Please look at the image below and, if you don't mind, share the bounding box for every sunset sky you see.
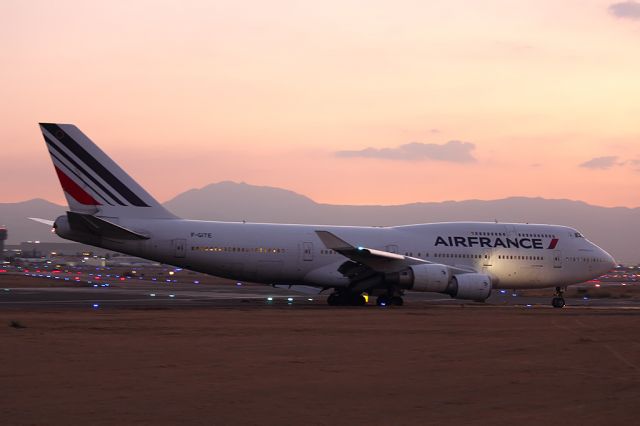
[2,0,640,207]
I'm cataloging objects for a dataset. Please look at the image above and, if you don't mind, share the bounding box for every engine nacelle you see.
[446,273,492,301]
[390,264,452,292]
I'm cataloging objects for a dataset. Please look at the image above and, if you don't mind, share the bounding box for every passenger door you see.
[302,242,314,261]
[172,239,186,259]
[553,250,562,268]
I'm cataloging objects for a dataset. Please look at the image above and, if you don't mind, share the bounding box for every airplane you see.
[36,123,616,308]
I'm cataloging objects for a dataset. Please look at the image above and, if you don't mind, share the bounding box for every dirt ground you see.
[2,305,640,426]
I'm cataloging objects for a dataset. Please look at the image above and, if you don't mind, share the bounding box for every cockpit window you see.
[575,232,583,238]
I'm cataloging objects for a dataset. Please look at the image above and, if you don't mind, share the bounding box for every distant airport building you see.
[0,227,6,260]
[5,241,158,267]
[6,242,119,258]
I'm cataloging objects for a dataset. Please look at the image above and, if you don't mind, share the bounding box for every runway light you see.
[267,297,273,302]
[287,297,293,302]
[500,290,507,294]
[169,294,175,298]
[307,298,313,301]
[3,288,9,292]
[150,293,156,297]
[92,304,99,309]
[169,271,174,276]
[194,280,200,284]
[525,304,532,308]
[583,296,589,300]
[236,282,242,286]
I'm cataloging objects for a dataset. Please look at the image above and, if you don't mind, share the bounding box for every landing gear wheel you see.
[352,294,367,306]
[327,293,340,306]
[552,286,566,308]
[391,296,404,306]
[376,295,390,306]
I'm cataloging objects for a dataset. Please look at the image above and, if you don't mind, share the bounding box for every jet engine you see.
[447,273,492,301]
[389,263,452,292]
[388,265,492,302]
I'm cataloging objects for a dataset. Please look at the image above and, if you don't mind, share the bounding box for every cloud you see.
[609,1,640,20]
[630,159,640,171]
[336,141,476,163]
[579,156,619,170]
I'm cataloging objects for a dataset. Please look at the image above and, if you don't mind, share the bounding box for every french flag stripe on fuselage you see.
[548,238,559,249]
[48,149,114,206]
[40,123,150,207]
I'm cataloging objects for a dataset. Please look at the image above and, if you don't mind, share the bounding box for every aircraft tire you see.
[391,296,404,306]
[551,297,565,308]
[327,293,340,306]
[352,294,367,306]
[376,295,390,306]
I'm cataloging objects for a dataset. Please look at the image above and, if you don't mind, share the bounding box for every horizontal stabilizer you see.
[67,212,149,240]
[28,217,55,226]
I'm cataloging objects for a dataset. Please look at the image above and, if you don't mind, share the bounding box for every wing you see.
[315,230,473,275]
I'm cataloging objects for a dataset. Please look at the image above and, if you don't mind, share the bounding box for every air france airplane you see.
[37,123,616,308]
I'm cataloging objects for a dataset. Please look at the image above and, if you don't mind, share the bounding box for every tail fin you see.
[39,123,176,219]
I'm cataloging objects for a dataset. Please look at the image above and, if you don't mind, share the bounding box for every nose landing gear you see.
[551,286,565,308]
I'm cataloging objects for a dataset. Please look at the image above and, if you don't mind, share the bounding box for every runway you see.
[2,272,640,310]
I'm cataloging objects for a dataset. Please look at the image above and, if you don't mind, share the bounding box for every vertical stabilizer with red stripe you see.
[39,123,177,220]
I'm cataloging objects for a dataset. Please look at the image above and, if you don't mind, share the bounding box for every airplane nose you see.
[602,250,616,272]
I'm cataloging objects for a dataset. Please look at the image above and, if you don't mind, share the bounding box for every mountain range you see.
[2,181,638,263]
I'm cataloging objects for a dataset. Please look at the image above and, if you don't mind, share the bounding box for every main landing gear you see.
[327,292,366,306]
[551,286,565,308]
[326,291,404,307]
[376,295,404,306]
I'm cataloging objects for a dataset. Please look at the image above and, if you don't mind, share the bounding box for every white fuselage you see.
[83,219,615,290]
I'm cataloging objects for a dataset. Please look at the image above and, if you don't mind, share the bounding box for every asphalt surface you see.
[2,273,639,310]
